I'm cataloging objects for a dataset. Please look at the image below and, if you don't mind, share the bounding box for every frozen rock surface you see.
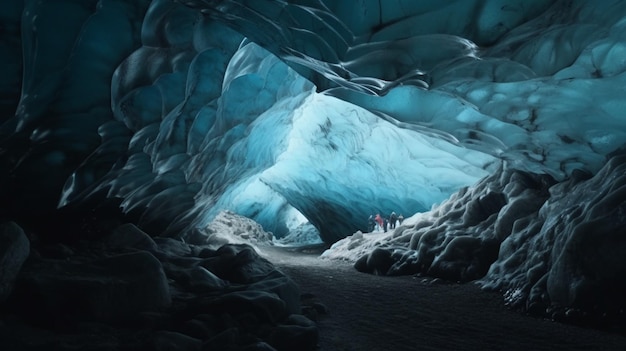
[12,250,171,323]
[0,226,317,351]
[0,222,30,303]
[199,210,275,248]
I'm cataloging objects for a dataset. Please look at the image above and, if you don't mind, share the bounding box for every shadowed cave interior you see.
[1,0,626,350]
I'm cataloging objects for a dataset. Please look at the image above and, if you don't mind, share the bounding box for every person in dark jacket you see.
[389,211,398,229]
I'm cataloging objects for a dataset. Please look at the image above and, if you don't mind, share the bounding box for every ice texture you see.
[2,0,626,319]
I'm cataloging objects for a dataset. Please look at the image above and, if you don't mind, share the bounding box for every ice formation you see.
[2,0,626,323]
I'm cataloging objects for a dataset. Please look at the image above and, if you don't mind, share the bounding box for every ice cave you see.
[1,0,626,350]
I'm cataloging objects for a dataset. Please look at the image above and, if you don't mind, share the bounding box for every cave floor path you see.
[259,245,626,351]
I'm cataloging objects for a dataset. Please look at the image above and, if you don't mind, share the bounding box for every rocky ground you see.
[261,245,626,351]
[0,221,318,351]
[2,219,625,351]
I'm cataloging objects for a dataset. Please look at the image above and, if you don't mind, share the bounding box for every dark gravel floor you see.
[260,245,626,351]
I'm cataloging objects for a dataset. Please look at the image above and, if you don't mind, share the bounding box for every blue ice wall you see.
[3,0,626,245]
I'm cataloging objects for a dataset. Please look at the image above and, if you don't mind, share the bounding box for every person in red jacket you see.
[374,213,384,232]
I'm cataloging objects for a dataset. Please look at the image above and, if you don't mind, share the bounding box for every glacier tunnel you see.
[1,0,626,350]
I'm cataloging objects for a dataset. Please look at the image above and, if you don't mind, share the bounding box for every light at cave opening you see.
[134,39,496,245]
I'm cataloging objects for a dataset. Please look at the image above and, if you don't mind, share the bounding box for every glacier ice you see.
[2,0,626,324]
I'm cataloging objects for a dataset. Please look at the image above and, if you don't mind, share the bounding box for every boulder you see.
[148,331,202,351]
[154,237,193,257]
[195,290,287,324]
[200,244,276,284]
[0,222,30,303]
[12,251,171,323]
[105,223,158,252]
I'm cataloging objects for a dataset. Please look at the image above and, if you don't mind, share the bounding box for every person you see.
[383,217,388,232]
[367,215,375,232]
[398,214,404,225]
[374,213,383,232]
[389,211,397,229]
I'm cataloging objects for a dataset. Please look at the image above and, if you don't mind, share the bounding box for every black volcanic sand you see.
[259,245,626,351]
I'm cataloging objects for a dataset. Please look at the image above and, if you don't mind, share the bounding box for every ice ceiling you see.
[2,0,626,250]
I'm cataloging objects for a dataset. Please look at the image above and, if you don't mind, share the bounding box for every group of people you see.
[367,211,404,233]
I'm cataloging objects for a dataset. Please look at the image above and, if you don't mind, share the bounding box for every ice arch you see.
[1,0,497,243]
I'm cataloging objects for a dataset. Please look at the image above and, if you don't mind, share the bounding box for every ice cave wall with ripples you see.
[2,0,626,320]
